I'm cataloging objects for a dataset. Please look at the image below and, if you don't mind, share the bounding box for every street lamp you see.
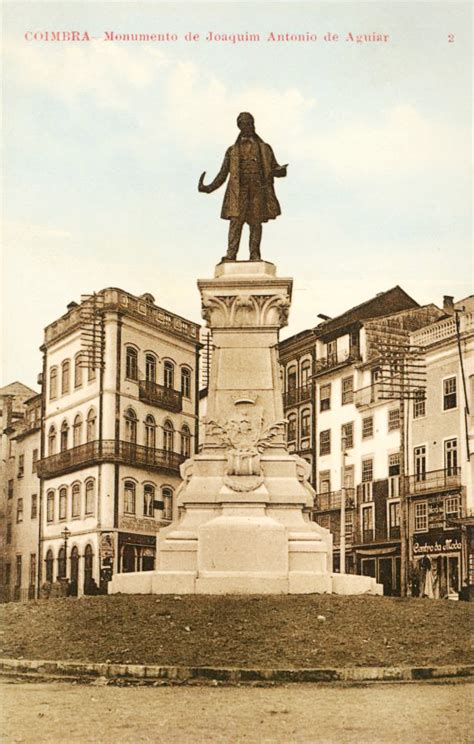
[61,526,71,579]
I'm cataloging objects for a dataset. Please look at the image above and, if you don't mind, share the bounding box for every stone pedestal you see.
[110,261,382,596]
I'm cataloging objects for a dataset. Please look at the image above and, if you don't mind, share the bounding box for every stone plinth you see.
[109,261,382,596]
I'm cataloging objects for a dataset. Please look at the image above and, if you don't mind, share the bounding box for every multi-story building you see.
[280,287,445,595]
[407,296,474,598]
[36,288,200,596]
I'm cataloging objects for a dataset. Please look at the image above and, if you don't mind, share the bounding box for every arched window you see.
[85,479,94,515]
[287,365,297,392]
[163,420,174,452]
[301,408,311,438]
[287,413,297,442]
[61,359,71,395]
[45,549,54,583]
[180,424,191,458]
[59,487,67,520]
[74,354,83,388]
[70,546,79,595]
[48,426,56,455]
[126,346,138,380]
[88,360,96,383]
[143,484,155,517]
[124,480,136,514]
[60,420,69,452]
[46,491,55,523]
[163,360,174,389]
[86,408,96,442]
[181,367,191,398]
[71,483,81,518]
[57,547,66,579]
[144,414,156,449]
[162,487,173,521]
[301,359,311,390]
[84,545,94,593]
[145,353,156,383]
[124,408,138,444]
[73,414,83,447]
[49,367,58,399]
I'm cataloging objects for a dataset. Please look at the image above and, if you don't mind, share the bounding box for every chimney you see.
[443,295,454,315]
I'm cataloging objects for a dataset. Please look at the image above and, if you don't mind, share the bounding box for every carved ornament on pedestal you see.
[201,293,290,328]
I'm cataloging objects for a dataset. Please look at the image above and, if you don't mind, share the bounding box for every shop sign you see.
[119,516,161,533]
[118,531,156,548]
[99,532,114,559]
[427,497,444,530]
[413,534,462,555]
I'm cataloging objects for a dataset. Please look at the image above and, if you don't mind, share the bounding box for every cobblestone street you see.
[2,680,472,744]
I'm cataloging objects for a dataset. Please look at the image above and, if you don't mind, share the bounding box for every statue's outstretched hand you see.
[273,164,288,178]
[198,172,210,193]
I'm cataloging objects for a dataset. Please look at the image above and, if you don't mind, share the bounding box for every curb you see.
[1,658,473,685]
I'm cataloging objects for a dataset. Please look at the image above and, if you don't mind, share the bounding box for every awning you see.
[356,546,397,556]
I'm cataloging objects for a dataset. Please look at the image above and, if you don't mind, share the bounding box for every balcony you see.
[314,488,356,512]
[139,380,183,412]
[354,381,384,409]
[37,440,185,479]
[282,384,312,408]
[406,468,461,496]
[314,349,361,377]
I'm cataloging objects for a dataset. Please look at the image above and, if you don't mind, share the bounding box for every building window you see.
[60,420,69,452]
[57,548,66,579]
[181,367,191,398]
[124,481,136,514]
[287,365,297,391]
[48,426,57,455]
[86,408,97,442]
[319,429,331,456]
[164,360,175,389]
[59,487,67,520]
[16,555,22,587]
[361,505,374,540]
[145,414,156,449]
[163,420,174,452]
[124,408,138,444]
[32,449,39,473]
[17,454,24,478]
[46,491,55,523]
[145,353,156,383]
[414,501,428,532]
[320,384,331,412]
[73,414,83,447]
[319,470,331,493]
[413,389,426,419]
[74,354,83,388]
[143,484,155,517]
[445,496,460,525]
[71,483,81,518]
[45,549,54,583]
[388,453,400,498]
[362,458,373,482]
[341,375,354,405]
[362,416,373,439]
[444,438,458,475]
[16,498,24,523]
[49,366,58,399]
[85,480,94,515]
[327,340,337,366]
[341,422,354,450]
[180,424,191,457]
[287,414,297,442]
[29,554,37,588]
[6,523,12,544]
[301,408,311,438]
[31,494,38,519]
[443,377,457,410]
[388,500,400,529]
[126,347,138,380]
[8,479,13,499]
[301,359,311,391]
[414,446,427,482]
[388,409,400,432]
[61,359,71,395]
[162,487,173,521]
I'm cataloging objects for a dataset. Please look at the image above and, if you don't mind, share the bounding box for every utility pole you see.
[339,442,347,574]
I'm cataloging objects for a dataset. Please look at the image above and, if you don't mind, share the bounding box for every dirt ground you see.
[1,594,472,668]
[2,679,473,744]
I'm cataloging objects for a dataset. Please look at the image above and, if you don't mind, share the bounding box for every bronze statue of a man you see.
[198,112,288,261]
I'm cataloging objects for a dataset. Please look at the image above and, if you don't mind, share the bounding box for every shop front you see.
[356,545,401,596]
[411,531,462,598]
[118,532,157,573]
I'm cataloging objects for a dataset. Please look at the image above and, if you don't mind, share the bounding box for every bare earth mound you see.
[1,595,472,669]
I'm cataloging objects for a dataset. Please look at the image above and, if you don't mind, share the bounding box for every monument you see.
[110,114,382,596]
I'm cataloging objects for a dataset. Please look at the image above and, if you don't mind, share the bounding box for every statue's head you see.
[237,112,255,137]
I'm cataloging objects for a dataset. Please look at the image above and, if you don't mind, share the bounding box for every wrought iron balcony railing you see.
[354,380,384,408]
[314,349,361,376]
[314,488,356,512]
[282,384,312,408]
[138,380,183,412]
[406,467,461,496]
[37,440,185,478]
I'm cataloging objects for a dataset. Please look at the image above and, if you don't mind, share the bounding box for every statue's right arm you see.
[198,149,230,193]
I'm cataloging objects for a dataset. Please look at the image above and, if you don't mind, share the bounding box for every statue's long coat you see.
[206,134,284,223]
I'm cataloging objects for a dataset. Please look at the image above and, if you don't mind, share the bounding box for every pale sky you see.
[2,1,472,389]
